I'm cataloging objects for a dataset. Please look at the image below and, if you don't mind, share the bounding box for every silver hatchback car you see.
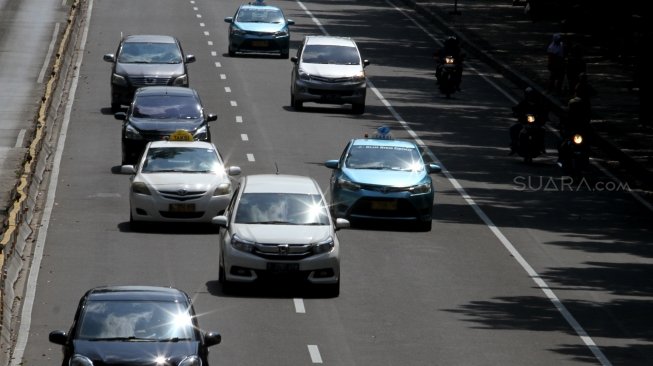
[290,36,370,114]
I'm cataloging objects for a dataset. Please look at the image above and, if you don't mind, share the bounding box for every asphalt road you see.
[14,0,653,365]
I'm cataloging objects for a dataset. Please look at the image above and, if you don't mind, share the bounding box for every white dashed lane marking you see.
[241,134,248,141]
[247,154,255,162]
[235,116,242,123]
[293,298,305,313]
[230,101,238,107]
[225,87,231,93]
[308,345,323,363]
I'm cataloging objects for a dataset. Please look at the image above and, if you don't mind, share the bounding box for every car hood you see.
[235,22,286,33]
[300,63,363,78]
[140,172,227,189]
[73,339,198,364]
[233,224,332,244]
[129,118,204,133]
[343,168,428,187]
[116,63,184,77]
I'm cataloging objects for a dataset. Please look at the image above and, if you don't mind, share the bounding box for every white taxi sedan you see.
[121,135,241,229]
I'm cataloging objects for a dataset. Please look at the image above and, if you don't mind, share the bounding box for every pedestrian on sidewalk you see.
[546,33,565,95]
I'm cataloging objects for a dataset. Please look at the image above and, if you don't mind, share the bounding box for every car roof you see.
[85,285,190,303]
[350,138,418,149]
[147,140,216,149]
[304,36,357,47]
[135,86,198,97]
[243,174,321,195]
[239,4,282,11]
[123,34,178,44]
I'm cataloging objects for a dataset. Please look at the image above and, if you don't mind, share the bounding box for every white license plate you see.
[169,203,195,213]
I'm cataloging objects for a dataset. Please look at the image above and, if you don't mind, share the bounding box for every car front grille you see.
[350,198,418,218]
[253,243,314,260]
[129,76,173,87]
[307,88,354,97]
[359,184,411,193]
[158,190,206,201]
[310,75,354,83]
[159,211,205,219]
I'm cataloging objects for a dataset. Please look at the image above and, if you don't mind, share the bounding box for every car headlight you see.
[231,27,246,36]
[172,74,188,86]
[214,182,231,196]
[132,182,151,195]
[178,356,202,366]
[298,69,311,81]
[336,177,360,191]
[70,354,94,366]
[274,29,289,37]
[410,182,432,194]
[313,237,335,254]
[352,71,366,82]
[124,124,143,140]
[111,73,127,87]
[231,234,256,253]
[193,125,209,141]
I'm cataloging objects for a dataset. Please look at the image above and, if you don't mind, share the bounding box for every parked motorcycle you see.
[558,133,589,175]
[437,55,457,98]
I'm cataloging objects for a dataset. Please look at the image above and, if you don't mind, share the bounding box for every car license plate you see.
[371,200,397,210]
[252,40,269,47]
[169,203,195,213]
[267,262,299,273]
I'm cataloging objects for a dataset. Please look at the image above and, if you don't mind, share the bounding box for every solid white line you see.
[307,345,323,363]
[10,1,93,364]
[246,153,255,162]
[38,23,61,84]
[235,116,243,123]
[240,134,248,141]
[293,298,305,313]
[14,129,26,148]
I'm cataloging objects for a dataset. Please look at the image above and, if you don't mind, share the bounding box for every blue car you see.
[224,3,294,58]
[325,135,441,231]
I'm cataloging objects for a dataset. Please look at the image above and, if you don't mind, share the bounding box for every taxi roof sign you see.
[169,130,194,141]
[365,125,393,140]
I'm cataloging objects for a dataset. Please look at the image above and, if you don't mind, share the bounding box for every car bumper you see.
[130,193,231,223]
[229,35,290,54]
[222,243,340,285]
[292,79,367,105]
[331,188,433,222]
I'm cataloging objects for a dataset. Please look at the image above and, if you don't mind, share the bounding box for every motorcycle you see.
[437,55,457,98]
[513,113,545,163]
[558,133,589,175]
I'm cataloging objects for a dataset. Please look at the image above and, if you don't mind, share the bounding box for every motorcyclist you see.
[434,36,465,90]
[509,87,548,155]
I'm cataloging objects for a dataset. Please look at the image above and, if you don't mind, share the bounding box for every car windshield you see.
[301,44,360,65]
[142,147,221,173]
[132,95,201,119]
[236,8,284,23]
[118,41,183,64]
[345,144,424,171]
[76,300,196,341]
[234,193,329,225]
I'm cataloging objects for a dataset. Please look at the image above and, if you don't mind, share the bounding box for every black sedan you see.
[115,86,217,164]
[49,285,221,366]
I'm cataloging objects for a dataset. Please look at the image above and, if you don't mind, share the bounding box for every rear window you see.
[301,44,360,65]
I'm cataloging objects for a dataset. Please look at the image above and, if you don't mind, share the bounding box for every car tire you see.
[280,51,289,59]
[111,101,121,112]
[228,48,236,57]
[416,219,432,232]
[323,280,340,298]
[291,94,303,110]
[352,103,365,114]
[129,213,142,232]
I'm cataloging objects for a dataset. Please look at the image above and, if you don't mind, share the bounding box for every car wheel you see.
[323,280,340,298]
[280,51,289,59]
[111,102,121,112]
[352,103,365,114]
[129,213,142,232]
[228,48,236,57]
[416,219,432,232]
[291,94,303,110]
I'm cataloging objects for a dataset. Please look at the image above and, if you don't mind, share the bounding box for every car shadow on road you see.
[206,280,338,299]
[117,221,220,235]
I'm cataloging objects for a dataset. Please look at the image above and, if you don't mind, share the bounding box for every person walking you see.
[546,33,565,95]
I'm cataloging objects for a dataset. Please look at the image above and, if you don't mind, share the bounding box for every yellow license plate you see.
[251,40,269,47]
[371,201,397,210]
[169,203,195,212]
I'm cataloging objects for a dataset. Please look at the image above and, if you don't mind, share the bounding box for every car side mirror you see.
[227,166,241,176]
[287,19,295,25]
[290,56,298,63]
[204,332,222,347]
[211,215,228,228]
[363,60,370,68]
[224,17,233,23]
[103,53,115,63]
[185,54,196,63]
[207,113,218,122]
[335,218,350,231]
[427,163,442,174]
[49,330,67,345]
[114,112,127,120]
[120,165,136,175]
[324,160,339,169]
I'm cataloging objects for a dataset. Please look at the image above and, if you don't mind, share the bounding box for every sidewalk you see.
[401,0,653,190]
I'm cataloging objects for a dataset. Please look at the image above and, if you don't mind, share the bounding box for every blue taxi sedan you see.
[325,135,441,231]
[224,3,294,58]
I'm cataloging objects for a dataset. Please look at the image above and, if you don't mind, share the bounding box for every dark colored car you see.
[103,34,196,111]
[49,285,221,366]
[224,3,294,58]
[115,86,217,164]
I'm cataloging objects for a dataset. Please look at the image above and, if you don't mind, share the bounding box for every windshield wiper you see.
[254,220,294,225]
[158,337,192,342]
[86,336,153,342]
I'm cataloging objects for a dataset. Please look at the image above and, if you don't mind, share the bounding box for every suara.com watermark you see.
[513,176,631,192]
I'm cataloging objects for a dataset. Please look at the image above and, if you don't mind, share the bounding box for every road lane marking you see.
[208,41,213,46]
[204,31,210,36]
[38,23,61,84]
[15,129,26,148]
[211,51,217,57]
[247,153,255,162]
[200,23,206,27]
[196,14,202,18]
[225,87,231,93]
[307,345,323,363]
[230,101,238,106]
[293,298,305,313]
[220,74,226,79]
[215,61,222,68]
[240,134,248,141]
[235,116,243,123]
